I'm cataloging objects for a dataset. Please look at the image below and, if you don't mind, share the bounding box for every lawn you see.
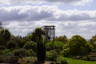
[64,57,96,64]
[21,57,96,64]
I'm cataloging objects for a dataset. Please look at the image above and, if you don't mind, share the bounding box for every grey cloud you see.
[1,6,96,39]
[45,0,81,3]
[0,0,92,6]
[27,10,53,21]
[48,13,95,21]
[0,7,54,21]
[68,14,92,21]
[0,6,96,22]
[10,0,90,4]
[3,21,96,39]
[56,21,96,39]
[0,9,27,21]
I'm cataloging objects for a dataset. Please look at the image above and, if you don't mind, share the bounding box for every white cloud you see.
[0,5,96,38]
[78,21,96,26]
[0,0,92,6]
[71,0,92,6]
[0,0,10,5]
[0,6,96,22]
[45,0,92,6]
[2,20,96,39]
[0,5,56,21]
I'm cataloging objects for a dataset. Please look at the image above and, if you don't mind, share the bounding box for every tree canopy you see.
[68,35,93,56]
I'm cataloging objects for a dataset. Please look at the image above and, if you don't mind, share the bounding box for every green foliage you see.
[55,35,68,44]
[63,47,70,57]
[68,35,93,56]
[7,40,18,49]
[23,41,37,52]
[0,56,18,63]
[46,50,58,61]
[0,29,11,46]
[11,36,26,48]
[90,35,96,49]
[2,49,13,56]
[56,56,68,64]
[46,41,64,51]
[0,26,95,63]
[28,28,45,43]
[64,57,96,64]
[31,28,46,62]
[26,49,36,56]
[0,45,6,50]
[13,48,29,57]
[90,35,96,42]
[0,29,11,41]
[18,57,37,64]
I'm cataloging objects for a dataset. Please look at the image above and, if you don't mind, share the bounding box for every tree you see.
[28,28,45,43]
[90,35,96,49]
[9,36,26,48]
[46,41,64,52]
[29,28,46,63]
[0,29,11,47]
[0,22,2,28]
[55,35,68,44]
[13,48,28,57]
[7,39,18,49]
[68,35,93,56]
[46,41,65,61]
[23,41,37,52]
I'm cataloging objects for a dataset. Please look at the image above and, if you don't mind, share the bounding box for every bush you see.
[7,40,18,49]
[0,56,18,63]
[26,49,36,56]
[55,35,68,44]
[2,49,13,56]
[23,41,37,52]
[18,57,37,64]
[63,48,70,57]
[0,45,6,50]
[0,29,11,46]
[13,48,29,57]
[56,56,68,64]
[46,50,58,61]
[68,35,93,56]
[46,41,64,51]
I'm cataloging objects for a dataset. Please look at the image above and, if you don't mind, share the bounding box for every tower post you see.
[43,25,55,42]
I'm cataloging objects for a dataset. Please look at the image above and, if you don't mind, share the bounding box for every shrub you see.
[46,41,64,51]
[7,40,18,49]
[56,56,68,64]
[63,48,70,57]
[0,56,18,63]
[26,49,36,56]
[55,35,68,44]
[0,29,11,46]
[2,49,13,56]
[13,48,29,57]
[18,57,37,64]
[23,41,37,52]
[0,45,6,50]
[68,35,93,56]
[46,50,58,61]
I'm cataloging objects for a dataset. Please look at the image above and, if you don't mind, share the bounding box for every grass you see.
[64,57,96,64]
[20,57,96,64]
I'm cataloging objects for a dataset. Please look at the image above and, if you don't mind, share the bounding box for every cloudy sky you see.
[0,0,96,39]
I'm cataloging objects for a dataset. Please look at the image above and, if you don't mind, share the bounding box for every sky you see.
[0,0,96,39]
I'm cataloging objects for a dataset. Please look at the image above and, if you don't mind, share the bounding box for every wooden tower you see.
[43,25,55,41]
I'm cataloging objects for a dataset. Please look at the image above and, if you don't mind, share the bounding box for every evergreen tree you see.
[29,28,46,63]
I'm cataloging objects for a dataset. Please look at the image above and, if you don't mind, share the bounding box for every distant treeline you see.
[0,26,96,64]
